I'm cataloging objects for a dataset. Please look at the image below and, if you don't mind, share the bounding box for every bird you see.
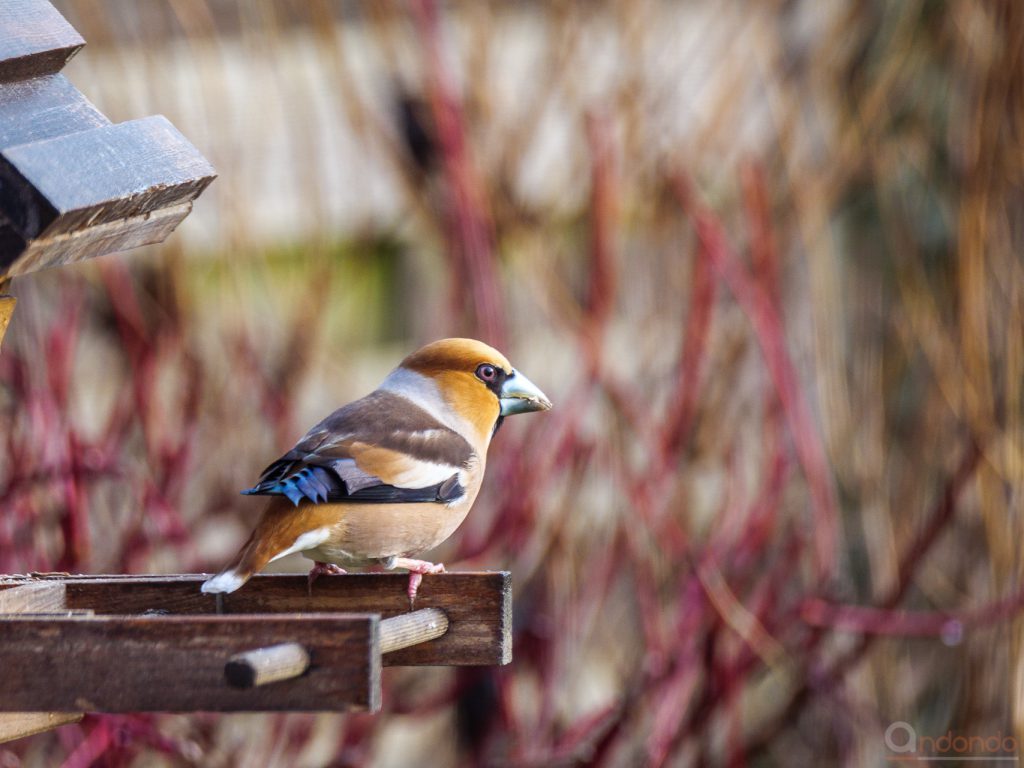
[202,338,551,606]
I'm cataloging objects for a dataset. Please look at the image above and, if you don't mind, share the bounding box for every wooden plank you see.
[0,580,76,743]
[0,613,380,712]
[0,581,65,612]
[4,201,192,276]
[0,74,109,148]
[0,116,216,241]
[0,0,84,83]
[0,295,14,349]
[61,572,512,666]
[0,713,82,744]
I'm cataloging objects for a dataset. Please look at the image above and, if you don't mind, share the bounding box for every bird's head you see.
[399,338,552,442]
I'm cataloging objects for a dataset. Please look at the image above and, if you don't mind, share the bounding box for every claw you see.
[407,572,422,611]
[387,557,445,610]
[307,561,346,596]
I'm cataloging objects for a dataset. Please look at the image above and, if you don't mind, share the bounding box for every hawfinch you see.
[202,338,551,605]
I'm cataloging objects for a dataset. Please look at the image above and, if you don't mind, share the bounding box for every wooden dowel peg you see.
[224,642,310,689]
[379,608,449,654]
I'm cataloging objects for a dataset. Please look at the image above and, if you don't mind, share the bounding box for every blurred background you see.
[2,0,1023,765]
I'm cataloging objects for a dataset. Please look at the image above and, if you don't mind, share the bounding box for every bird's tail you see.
[201,531,267,594]
[201,496,306,594]
[201,503,287,594]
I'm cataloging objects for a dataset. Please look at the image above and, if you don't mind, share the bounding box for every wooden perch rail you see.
[0,572,511,741]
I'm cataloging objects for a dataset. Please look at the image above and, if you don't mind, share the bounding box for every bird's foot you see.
[389,557,445,610]
[307,561,346,596]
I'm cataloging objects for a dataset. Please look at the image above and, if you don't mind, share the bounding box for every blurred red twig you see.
[671,170,840,581]
[411,0,507,348]
[800,587,1024,637]
[583,109,617,362]
[739,439,982,761]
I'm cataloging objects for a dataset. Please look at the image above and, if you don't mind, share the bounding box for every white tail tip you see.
[201,570,246,594]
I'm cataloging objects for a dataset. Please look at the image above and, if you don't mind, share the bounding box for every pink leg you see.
[307,561,346,596]
[389,557,445,609]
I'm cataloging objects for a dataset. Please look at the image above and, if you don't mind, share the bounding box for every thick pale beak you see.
[500,370,552,415]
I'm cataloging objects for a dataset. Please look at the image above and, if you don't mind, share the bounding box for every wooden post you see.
[0,581,82,743]
[0,294,13,350]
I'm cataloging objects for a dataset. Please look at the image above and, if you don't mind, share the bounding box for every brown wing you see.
[242,391,474,506]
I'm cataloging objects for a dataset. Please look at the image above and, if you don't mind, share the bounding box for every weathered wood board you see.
[57,572,512,666]
[0,116,215,237]
[0,0,216,277]
[0,579,64,612]
[0,580,81,742]
[0,713,82,744]
[0,572,512,724]
[0,613,380,712]
[6,202,194,277]
[0,74,108,147]
[0,0,83,82]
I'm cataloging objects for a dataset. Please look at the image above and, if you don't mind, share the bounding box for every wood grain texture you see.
[0,74,108,148]
[0,0,84,83]
[0,614,380,712]
[0,712,82,744]
[379,607,449,654]
[4,202,192,276]
[0,4,215,275]
[0,116,216,241]
[0,579,77,744]
[0,580,65,612]
[0,295,14,349]
[58,572,512,666]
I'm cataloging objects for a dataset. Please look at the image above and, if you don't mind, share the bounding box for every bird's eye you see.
[476,364,497,382]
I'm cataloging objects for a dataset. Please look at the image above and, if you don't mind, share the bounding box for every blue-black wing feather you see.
[242,461,464,506]
[241,391,471,507]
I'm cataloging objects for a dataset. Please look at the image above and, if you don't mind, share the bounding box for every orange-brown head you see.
[396,338,551,446]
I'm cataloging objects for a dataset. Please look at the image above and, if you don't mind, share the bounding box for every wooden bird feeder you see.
[0,573,512,742]
[0,0,514,746]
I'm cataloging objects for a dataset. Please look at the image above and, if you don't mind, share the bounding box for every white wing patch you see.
[385,458,461,489]
[269,527,332,563]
